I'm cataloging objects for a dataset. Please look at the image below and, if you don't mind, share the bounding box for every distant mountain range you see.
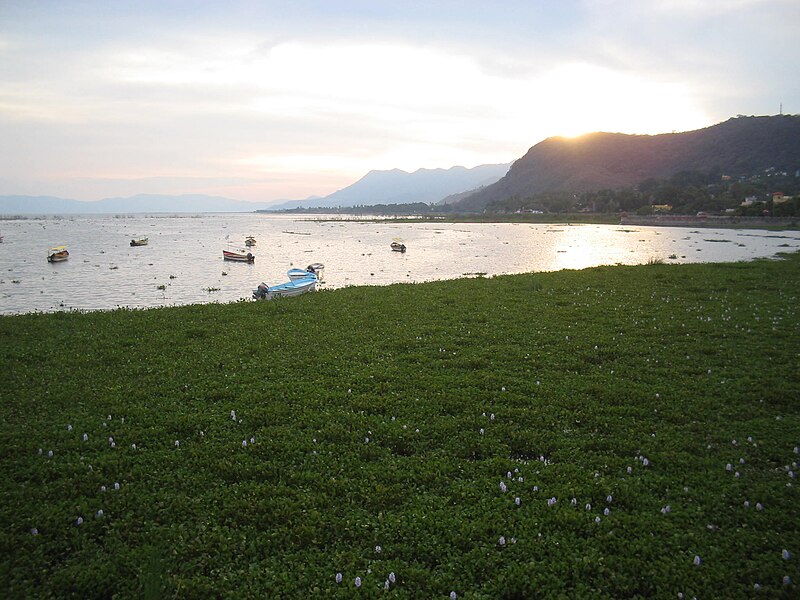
[268,163,511,210]
[455,115,800,211]
[4,116,797,215]
[0,193,277,214]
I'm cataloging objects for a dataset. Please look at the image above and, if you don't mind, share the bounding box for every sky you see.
[0,1,797,203]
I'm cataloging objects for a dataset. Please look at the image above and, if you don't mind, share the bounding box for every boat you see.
[306,263,325,281]
[223,250,255,263]
[47,245,69,262]
[253,275,317,300]
[245,236,256,247]
[130,237,149,246]
[287,263,325,282]
[390,241,406,253]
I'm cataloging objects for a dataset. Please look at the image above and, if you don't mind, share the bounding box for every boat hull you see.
[130,238,148,246]
[253,277,316,300]
[223,250,255,263]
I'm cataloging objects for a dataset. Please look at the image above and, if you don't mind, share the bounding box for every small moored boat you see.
[47,245,70,262]
[287,263,325,282]
[253,275,317,300]
[130,237,149,246]
[223,250,255,263]
[245,236,256,247]
[390,241,406,253]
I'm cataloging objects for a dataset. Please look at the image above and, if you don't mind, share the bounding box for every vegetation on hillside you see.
[2,255,799,598]
[484,168,800,216]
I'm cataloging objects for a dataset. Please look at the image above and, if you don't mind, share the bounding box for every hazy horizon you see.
[1,1,797,203]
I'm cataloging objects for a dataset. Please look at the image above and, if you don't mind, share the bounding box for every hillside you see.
[456,115,800,211]
[270,163,511,210]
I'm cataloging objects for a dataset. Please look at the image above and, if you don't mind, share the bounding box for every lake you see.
[1,213,798,315]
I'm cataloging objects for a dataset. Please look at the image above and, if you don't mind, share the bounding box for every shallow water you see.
[1,213,798,315]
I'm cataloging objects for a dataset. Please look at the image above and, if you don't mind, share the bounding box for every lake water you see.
[1,213,798,315]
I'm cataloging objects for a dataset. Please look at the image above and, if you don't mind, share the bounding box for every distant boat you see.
[47,245,69,262]
[130,237,149,246]
[253,275,317,300]
[390,241,406,253]
[288,263,325,282]
[223,249,255,263]
[244,236,256,247]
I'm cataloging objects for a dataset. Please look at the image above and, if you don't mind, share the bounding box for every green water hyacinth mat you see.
[1,253,799,598]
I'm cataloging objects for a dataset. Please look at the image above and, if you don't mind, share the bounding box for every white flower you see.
[661,505,671,514]
[595,516,601,524]
[450,592,458,600]
[67,424,72,431]
[756,502,764,511]
[693,555,701,566]
[533,486,539,492]
[726,463,733,471]
[479,428,484,435]
[131,443,136,450]
[754,583,761,590]
[355,576,361,588]
[96,509,104,518]
[83,433,88,441]
[606,495,613,503]
[114,482,120,490]
[585,503,592,511]
[31,528,38,535]
[108,437,114,444]
[783,576,792,586]
[230,410,236,420]
[744,501,750,508]
[783,549,791,560]
[739,458,745,464]
[250,437,255,444]
[375,545,382,554]
[501,387,506,392]
[389,572,396,583]
[499,536,506,546]
[490,413,495,420]
[100,485,106,492]
[384,580,390,590]
[515,497,521,506]
[517,476,523,482]
[548,497,557,506]
[627,466,633,474]
[571,498,577,506]
[175,440,180,447]
[335,573,342,584]
[242,440,247,447]
[642,458,649,466]
[47,450,53,458]
[76,517,83,526]
[500,481,507,493]
[604,508,610,516]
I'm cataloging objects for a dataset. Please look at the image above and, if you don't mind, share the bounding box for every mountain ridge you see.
[455,115,800,211]
[269,163,511,210]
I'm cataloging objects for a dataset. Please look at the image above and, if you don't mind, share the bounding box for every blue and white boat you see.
[288,263,325,282]
[253,274,317,300]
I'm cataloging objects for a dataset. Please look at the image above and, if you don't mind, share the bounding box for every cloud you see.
[0,1,797,201]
